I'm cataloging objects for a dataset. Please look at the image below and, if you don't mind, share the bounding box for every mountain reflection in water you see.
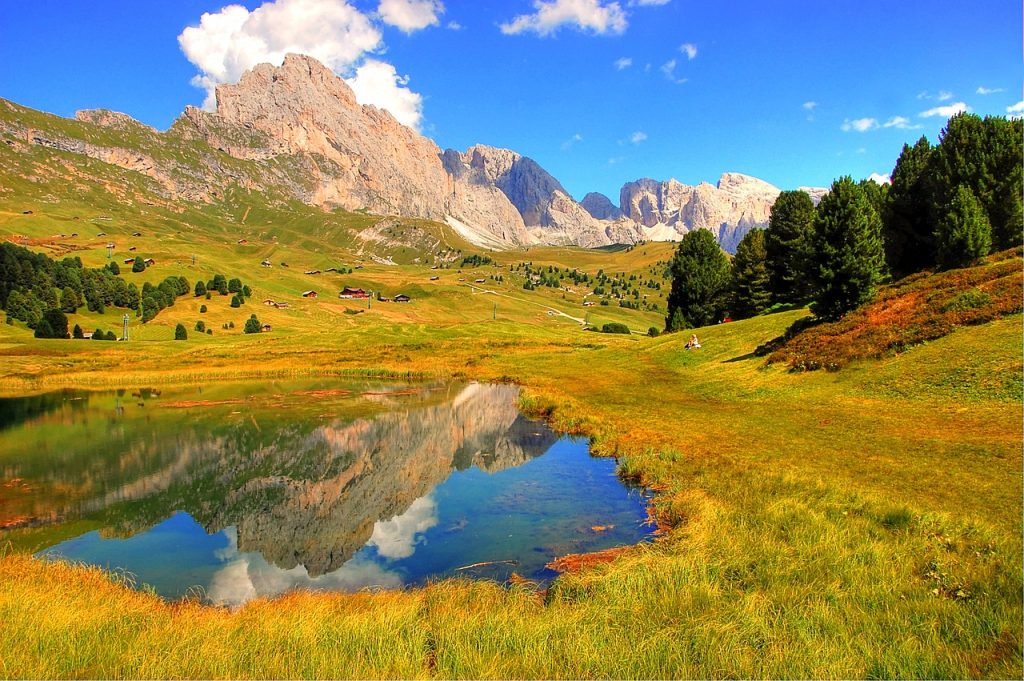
[0,381,653,604]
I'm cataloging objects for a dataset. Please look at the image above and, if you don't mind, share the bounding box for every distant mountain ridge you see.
[0,54,825,252]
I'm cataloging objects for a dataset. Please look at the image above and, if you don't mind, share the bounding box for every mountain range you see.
[1,54,826,253]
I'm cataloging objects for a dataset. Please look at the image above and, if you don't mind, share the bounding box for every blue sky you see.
[1,0,1020,201]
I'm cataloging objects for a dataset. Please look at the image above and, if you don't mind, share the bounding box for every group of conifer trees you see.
[666,113,1022,330]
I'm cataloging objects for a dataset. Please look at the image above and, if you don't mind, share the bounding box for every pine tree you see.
[194,280,207,297]
[665,229,731,331]
[174,323,188,340]
[810,177,886,320]
[935,186,991,269]
[730,228,771,319]
[930,113,1024,252]
[765,190,816,303]
[885,136,935,276]
[60,286,81,313]
[244,314,262,334]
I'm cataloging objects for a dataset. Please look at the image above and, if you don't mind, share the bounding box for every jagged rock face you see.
[618,173,783,251]
[212,55,450,220]
[445,144,614,247]
[581,192,622,220]
[1,54,827,252]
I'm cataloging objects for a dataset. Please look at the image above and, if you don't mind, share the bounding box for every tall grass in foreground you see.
[2,458,1020,679]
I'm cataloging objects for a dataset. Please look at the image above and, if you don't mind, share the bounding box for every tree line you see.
[1,243,139,337]
[1,241,255,338]
[666,113,1022,330]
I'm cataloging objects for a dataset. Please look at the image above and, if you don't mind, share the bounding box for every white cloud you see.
[614,56,633,70]
[561,132,583,150]
[1006,100,1024,113]
[607,156,625,165]
[660,58,686,84]
[867,172,891,185]
[680,43,697,60]
[918,90,961,104]
[178,0,383,110]
[882,116,920,130]
[629,131,647,144]
[366,496,438,560]
[344,59,423,129]
[377,0,444,34]
[976,86,1004,95]
[446,20,462,30]
[802,101,817,110]
[919,101,969,118]
[840,117,879,133]
[500,0,628,37]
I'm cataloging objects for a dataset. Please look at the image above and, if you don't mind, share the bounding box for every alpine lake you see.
[0,380,654,606]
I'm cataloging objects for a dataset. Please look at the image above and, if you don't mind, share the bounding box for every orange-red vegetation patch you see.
[0,515,33,530]
[590,524,615,533]
[766,249,1023,371]
[361,389,421,397]
[546,545,631,574]
[292,389,352,398]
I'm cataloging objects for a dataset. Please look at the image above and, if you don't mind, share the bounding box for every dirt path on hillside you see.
[464,283,587,324]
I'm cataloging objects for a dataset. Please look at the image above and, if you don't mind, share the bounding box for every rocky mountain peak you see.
[581,192,621,220]
[717,172,779,197]
[74,109,155,134]
[217,53,358,120]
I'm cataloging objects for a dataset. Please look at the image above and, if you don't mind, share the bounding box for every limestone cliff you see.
[1,54,827,252]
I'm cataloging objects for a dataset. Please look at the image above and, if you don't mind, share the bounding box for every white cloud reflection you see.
[367,495,439,559]
[207,526,403,607]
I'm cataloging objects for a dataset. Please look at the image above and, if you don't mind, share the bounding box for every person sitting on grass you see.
[685,334,701,350]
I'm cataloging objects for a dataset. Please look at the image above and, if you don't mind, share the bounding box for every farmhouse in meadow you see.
[338,287,368,299]
[302,290,318,298]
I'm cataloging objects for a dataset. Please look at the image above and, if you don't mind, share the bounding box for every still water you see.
[0,381,653,605]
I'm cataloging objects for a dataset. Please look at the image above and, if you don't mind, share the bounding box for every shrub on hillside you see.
[601,322,631,335]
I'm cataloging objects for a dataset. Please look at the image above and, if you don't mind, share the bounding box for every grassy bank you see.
[1,301,1020,678]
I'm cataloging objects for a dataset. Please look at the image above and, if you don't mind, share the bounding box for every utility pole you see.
[492,303,496,321]
[122,314,129,341]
